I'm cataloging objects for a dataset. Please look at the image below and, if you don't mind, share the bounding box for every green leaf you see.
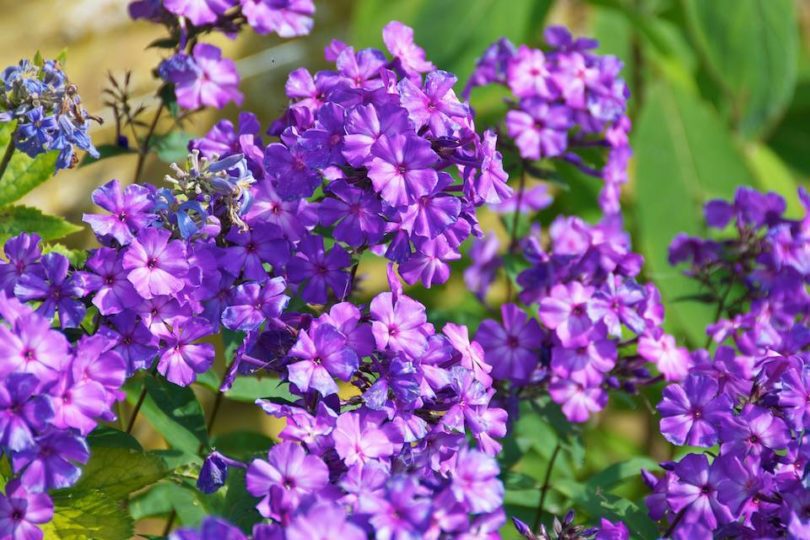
[584,456,658,492]
[218,469,262,533]
[226,376,295,403]
[69,447,166,500]
[42,490,133,540]
[133,375,208,454]
[42,243,88,267]
[351,0,551,83]
[130,481,207,526]
[211,431,273,460]
[86,426,142,451]
[0,123,59,205]
[633,81,756,345]
[0,205,82,242]
[151,131,192,163]
[682,0,799,138]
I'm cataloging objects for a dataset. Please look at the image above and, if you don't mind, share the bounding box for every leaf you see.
[226,377,295,403]
[211,431,273,460]
[86,426,142,451]
[42,243,88,267]
[134,375,208,454]
[682,0,799,138]
[151,130,192,163]
[584,456,658,492]
[0,205,82,242]
[0,123,59,205]
[129,481,207,526]
[350,0,552,83]
[218,469,262,533]
[633,81,756,346]
[69,447,166,500]
[79,144,135,167]
[42,490,133,540]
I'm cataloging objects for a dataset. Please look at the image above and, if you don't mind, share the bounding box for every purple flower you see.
[780,365,810,430]
[539,282,593,347]
[444,322,493,388]
[715,456,771,517]
[0,480,53,540]
[551,337,616,386]
[98,311,157,373]
[75,248,140,315]
[638,333,692,382]
[221,278,289,332]
[587,274,646,337]
[399,236,461,288]
[155,316,215,386]
[122,228,189,299]
[399,172,461,240]
[0,374,52,452]
[667,454,733,531]
[0,307,68,383]
[286,235,351,304]
[469,130,511,205]
[506,45,553,99]
[82,179,155,246]
[240,0,315,37]
[319,180,385,247]
[398,70,468,136]
[342,103,410,166]
[163,0,235,26]
[367,134,439,206]
[370,291,431,358]
[286,501,365,540]
[263,142,322,200]
[382,21,434,78]
[223,224,289,281]
[506,100,571,160]
[287,323,358,396]
[333,410,396,466]
[0,233,42,296]
[12,430,89,491]
[300,103,347,167]
[476,303,542,384]
[171,517,247,540]
[14,253,86,328]
[658,374,731,447]
[720,405,790,457]
[49,361,108,436]
[596,519,629,540]
[169,44,243,110]
[246,442,329,520]
[449,448,503,513]
[548,378,606,422]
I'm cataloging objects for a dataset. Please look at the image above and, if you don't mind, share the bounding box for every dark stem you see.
[532,442,561,531]
[663,508,686,538]
[125,381,149,434]
[0,138,16,183]
[162,512,177,536]
[508,166,527,253]
[133,102,165,183]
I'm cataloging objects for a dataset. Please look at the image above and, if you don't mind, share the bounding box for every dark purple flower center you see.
[22,348,35,362]
[105,274,115,285]
[146,258,158,269]
[246,242,257,254]
[117,211,128,223]
[506,336,519,349]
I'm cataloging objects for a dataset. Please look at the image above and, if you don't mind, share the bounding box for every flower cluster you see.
[462,29,667,425]
[0,256,127,538]
[252,20,510,289]
[129,0,315,110]
[465,26,631,215]
[644,187,810,539]
[0,57,99,168]
[180,267,507,538]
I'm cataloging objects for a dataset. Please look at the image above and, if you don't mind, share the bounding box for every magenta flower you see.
[539,282,594,347]
[548,377,607,422]
[382,21,434,77]
[49,359,108,435]
[638,332,692,382]
[476,303,542,384]
[246,442,329,520]
[449,448,503,514]
[286,234,351,304]
[658,374,731,447]
[122,228,189,299]
[342,103,410,166]
[468,130,512,205]
[370,291,431,358]
[169,44,243,110]
[551,338,616,386]
[154,316,215,386]
[444,322,492,388]
[399,236,461,288]
[286,501,365,540]
[0,308,68,383]
[333,410,396,466]
[0,233,42,296]
[240,0,315,37]
[506,100,571,160]
[287,323,358,396]
[398,70,468,136]
[221,278,289,332]
[367,134,439,206]
[506,45,553,98]
[163,0,235,25]
[82,179,155,246]
[0,480,53,540]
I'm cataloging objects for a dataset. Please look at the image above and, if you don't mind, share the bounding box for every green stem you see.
[0,138,16,183]
[532,442,561,531]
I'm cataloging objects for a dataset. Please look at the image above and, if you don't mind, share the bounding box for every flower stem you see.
[663,508,686,538]
[133,102,165,183]
[532,441,561,531]
[125,381,149,434]
[0,138,16,183]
